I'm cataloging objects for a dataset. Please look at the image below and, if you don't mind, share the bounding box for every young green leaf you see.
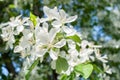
[60,74,68,80]
[60,72,76,80]
[74,63,93,79]
[66,34,81,43]
[93,64,103,73]
[30,12,37,26]
[56,57,68,73]
[9,4,15,8]
[25,57,39,80]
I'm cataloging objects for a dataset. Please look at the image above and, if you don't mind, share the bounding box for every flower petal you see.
[38,28,49,44]
[17,25,24,33]
[40,18,49,22]
[67,39,76,49]
[43,6,58,20]
[43,22,48,32]
[49,49,58,60]
[54,39,66,48]
[51,60,56,69]
[59,9,67,19]
[43,6,50,17]
[14,46,23,53]
[49,28,60,43]
[63,26,76,36]
[65,15,77,23]
[35,46,47,57]
[52,20,62,28]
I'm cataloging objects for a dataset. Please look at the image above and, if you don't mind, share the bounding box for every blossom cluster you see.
[0,6,111,79]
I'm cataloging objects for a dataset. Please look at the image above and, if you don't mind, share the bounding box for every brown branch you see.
[32,0,43,17]
[52,70,58,80]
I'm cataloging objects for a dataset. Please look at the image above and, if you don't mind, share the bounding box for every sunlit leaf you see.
[74,63,93,79]
[56,57,68,73]
[67,34,81,43]
[30,12,37,26]
[9,4,15,8]
[93,64,103,73]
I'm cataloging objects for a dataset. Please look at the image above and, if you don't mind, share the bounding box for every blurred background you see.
[0,0,120,80]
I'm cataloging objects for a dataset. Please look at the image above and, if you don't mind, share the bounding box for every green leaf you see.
[25,58,39,80]
[76,43,80,52]
[93,64,103,73]
[69,72,76,80]
[8,4,15,8]
[60,72,76,80]
[60,74,68,80]
[74,63,93,79]
[30,12,37,26]
[66,34,81,43]
[56,57,68,73]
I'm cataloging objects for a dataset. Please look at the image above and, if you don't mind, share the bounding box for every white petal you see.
[27,33,33,40]
[59,9,67,19]
[43,6,58,20]
[35,47,47,57]
[22,17,29,23]
[98,57,108,63]
[52,7,60,20]
[43,22,48,32]
[81,40,89,49]
[43,6,50,17]
[49,49,58,60]
[39,29,49,44]
[65,15,77,23]
[52,20,62,28]
[14,46,23,53]
[96,54,108,63]
[54,39,66,48]
[51,60,56,69]
[40,18,48,22]
[17,25,24,33]
[49,28,60,43]
[59,51,66,58]
[103,64,112,74]
[62,26,76,36]
[68,49,78,57]
[67,39,76,49]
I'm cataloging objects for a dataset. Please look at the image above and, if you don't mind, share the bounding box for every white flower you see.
[103,64,112,74]
[96,53,108,63]
[1,26,15,49]
[68,49,79,66]
[9,15,29,35]
[35,22,66,59]
[79,48,94,63]
[52,9,77,28]
[14,29,35,58]
[94,49,108,63]
[1,26,13,41]
[42,6,58,22]
[0,6,109,76]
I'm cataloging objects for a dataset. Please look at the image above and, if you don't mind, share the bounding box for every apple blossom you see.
[0,6,112,80]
